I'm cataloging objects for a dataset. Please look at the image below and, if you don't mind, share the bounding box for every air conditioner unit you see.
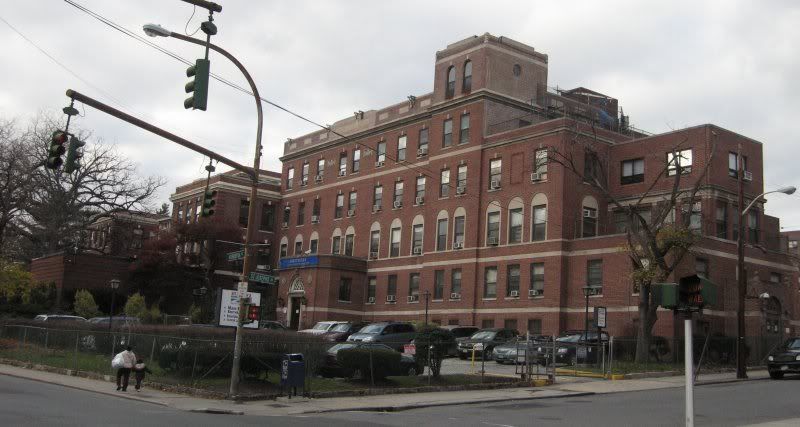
[281,221,289,228]
[315,175,323,182]
[369,251,378,259]
[583,209,597,219]
[367,297,375,303]
[372,204,382,213]
[393,200,403,209]
[375,161,385,168]
[487,237,499,246]
[347,209,355,217]
[311,215,319,223]
[415,196,424,205]
[453,241,464,249]
[450,292,461,300]
[417,147,428,157]
[407,295,419,302]
[301,179,308,187]
[743,171,753,182]
[456,186,466,195]
[490,180,501,190]
[531,172,543,182]
[510,290,519,297]
[338,170,346,177]
[412,246,422,255]
[529,289,542,297]
[386,295,396,302]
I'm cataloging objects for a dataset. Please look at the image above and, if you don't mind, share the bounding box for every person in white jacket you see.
[115,346,137,391]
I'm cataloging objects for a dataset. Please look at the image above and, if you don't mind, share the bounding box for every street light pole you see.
[423,291,430,325]
[108,279,120,332]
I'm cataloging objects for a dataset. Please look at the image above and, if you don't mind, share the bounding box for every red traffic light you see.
[52,130,68,145]
[247,305,260,321]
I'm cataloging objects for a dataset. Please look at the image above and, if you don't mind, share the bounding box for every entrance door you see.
[290,297,302,330]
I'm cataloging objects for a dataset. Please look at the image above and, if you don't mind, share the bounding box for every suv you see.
[34,314,87,323]
[321,322,369,342]
[767,337,800,379]
[457,328,519,360]
[87,316,141,327]
[300,321,346,335]
[346,322,416,351]
[536,331,609,365]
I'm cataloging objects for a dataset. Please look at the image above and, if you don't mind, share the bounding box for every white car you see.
[299,321,346,335]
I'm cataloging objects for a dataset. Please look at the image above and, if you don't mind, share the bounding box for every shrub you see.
[413,325,448,377]
[124,293,147,320]
[337,347,401,381]
[73,290,101,319]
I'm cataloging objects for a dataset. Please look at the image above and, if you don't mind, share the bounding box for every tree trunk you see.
[635,284,657,363]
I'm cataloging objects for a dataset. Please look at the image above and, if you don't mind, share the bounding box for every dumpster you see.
[281,353,305,397]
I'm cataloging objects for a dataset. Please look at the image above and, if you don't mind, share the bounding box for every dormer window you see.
[446,66,456,98]
[463,60,472,92]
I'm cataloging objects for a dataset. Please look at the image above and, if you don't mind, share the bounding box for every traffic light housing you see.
[184,58,210,111]
[46,130,68,170]
[201,189,217,217]
[63,135,86,174]
[247,304,260,322]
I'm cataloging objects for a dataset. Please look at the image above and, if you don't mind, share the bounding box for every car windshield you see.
[312,322,333,330]
[329,343,355,353]
[786,338,800,350]
[359,324,385,334]
[557,334,582,343]
[331,323,351,332]
[453,328,477,338]
[470,331,496,340]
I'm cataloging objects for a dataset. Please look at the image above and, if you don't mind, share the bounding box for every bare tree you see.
[0,119,35,258]
[550,119,716,362]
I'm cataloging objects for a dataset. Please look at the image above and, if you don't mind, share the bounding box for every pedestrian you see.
[112,346,136,391]
[133,358,152,392]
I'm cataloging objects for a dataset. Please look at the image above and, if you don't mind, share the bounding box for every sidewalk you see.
[0,363,768,417]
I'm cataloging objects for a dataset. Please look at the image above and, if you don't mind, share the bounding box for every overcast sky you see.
[1,0,798,228]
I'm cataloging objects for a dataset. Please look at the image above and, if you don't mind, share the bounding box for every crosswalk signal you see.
[184,58,210,111]
[63,135,86,174]
[46,130,68,170]
[247,304,260,322]
[201,189,217,217]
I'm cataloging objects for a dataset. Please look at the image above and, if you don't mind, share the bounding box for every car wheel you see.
[769,370,784,380]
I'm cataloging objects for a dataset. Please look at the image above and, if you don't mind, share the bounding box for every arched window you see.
[411,215,425,255]
[508,198,524,244]
[309,231,319,254]
[279,236,288,258]
[369,222,381,258]
[389,218,402,257]
[331,228,342,255]
[453,207,467,248]
[344,226,356,256]
[293,234,304,255]
[581,196,599,237]
[532,193,548,241]
[486,201,502,246]
[445,66,456,98]
[463,60,472,92]
[436,210,449,251]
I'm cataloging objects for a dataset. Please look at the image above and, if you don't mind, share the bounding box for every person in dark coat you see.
[115,346,136,391]
[133,358,152,392]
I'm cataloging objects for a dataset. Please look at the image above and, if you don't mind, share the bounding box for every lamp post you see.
[108,279,120,332]
[582,285,599,363]
[143,23,263,399]
[423,291,431,325]
[735,148,795,379]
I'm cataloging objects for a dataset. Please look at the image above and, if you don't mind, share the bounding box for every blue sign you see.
[279,256,319,270]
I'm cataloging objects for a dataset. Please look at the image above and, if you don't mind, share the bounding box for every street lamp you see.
[108,279,120,332]
[582,285,600,362]
[144,22,264,399]
[736,177,795,379]
[423,290,431,325]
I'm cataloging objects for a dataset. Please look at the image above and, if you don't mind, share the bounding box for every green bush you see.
[337,347,401,381]
[124,293,148,320]
[73,290,100,319]
[413,326,448,377]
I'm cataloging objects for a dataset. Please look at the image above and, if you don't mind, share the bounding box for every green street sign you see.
[227,250,245,262]
[249,271,277,285]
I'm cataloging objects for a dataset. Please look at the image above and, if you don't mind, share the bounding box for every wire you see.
[184,5,201,36]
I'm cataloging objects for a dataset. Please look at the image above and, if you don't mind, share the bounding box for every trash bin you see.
[281,353,305,397]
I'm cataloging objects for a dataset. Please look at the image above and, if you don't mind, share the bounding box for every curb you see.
[188,408,244,415]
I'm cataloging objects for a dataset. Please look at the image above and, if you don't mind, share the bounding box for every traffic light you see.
[201,189,217,217]
[46,130,68,170]
[184,58,210,111]
[63,135,86,174]
[247,304,260,322]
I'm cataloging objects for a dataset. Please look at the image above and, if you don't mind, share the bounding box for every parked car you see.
[767,337,800,379]
[492,336,551,364]
[457,328,519,360]
[321,322,369,342]
[536,331,609,365]
[87,316,141,327]
[319,342,419,378]
[260,321,286,330]
[299,321,346,335]
[346,322,417,351]
[34,314,87,323]
[441,325,480,342]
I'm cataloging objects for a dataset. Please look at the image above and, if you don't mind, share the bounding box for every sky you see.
[1,0,798,228]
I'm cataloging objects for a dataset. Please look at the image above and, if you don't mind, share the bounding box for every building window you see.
[528,319,542,335]
[532,204,547,241]
[667,149,692,176]
[390,227,401,257]
[316,158,325,179]
[373,185,383,210]
[394,181,404,206]
[583,207,597,237]
[282,205,291,227]
[445,66,456,98]
[440,169,450,197]
[728,152,748,178]
[770,272,782,285]
[484,266,498,299]
[504,319,518,331]
[436,218,448,251]
[335,193,344,219]
[338,277,352,302]
[530,263,544,295]
[332,235,341,255]
[301,162,309,186]
[508,208,523,244]
[457,165,467,190]
[443,119,453,148]
[260,204,275,231]
[487,211,500,243]
[312,198,321,218]
[344,233,354,256]
[454,216,465,246]
[377,142,386,164]
[621,158,644,184]
[352,149,361,173]
[412,224,423,254]
[348,191,357,214]
[369,230,380,256]
[748,209,759,243]
[367,277,376,302]
[388,275,397,300]
[286,167,294,190]
[489,159,502,188]
[451,269,462,295]
[534,149,548,179]
[695,258,708,278]
[419,128,429,153]
[339,153,347,175]
[789,240,798,250]
[462,60,472,92]
[409,273,420,297]
[688,202,701,231]
[459,114,470,144]
[297,201,305,225]
[398,135,407,161]
[507,264,520,297]
[294,240,302,255]
[309,238,318,254]
[716,202,728,239]
[482,319,495,329]
[415,176,426,201]
[434,270,445,300]
[587,259,603,292]
[239,200,250,227]
[279,243,287,258]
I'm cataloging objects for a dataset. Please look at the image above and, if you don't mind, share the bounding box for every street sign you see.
[595,306,607,328]
[227,250,245,262]
[249,271,277,284]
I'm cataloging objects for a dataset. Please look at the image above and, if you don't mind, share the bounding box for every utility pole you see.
[423,291,430,325]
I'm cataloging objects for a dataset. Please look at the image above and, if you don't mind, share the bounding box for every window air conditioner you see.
[311,215,319,223]
[417,147,428,157]
[453,241,464,249]
[456,186,466,195]
[367,297,375,303]
[315,175,323,182]
[415,196,424,205]
[347,209,355,217]
[490,180,501,190]
[531,172,543,182]
[450,293,461,300]
[338,170,346,177]
[487,237,499,246]
[510,290,519,297]
[407,295,419,302]
[529,289,543,297]
[386,295,396,302]
[393,200,403,209]
[372,204,382,213]
[412,247,422,255]
[583,209,597,219]
[743,171,753,182]
[375,161,385,168]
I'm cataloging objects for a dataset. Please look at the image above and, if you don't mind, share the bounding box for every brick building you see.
[268,33,799,339]
[86,211,167,257]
